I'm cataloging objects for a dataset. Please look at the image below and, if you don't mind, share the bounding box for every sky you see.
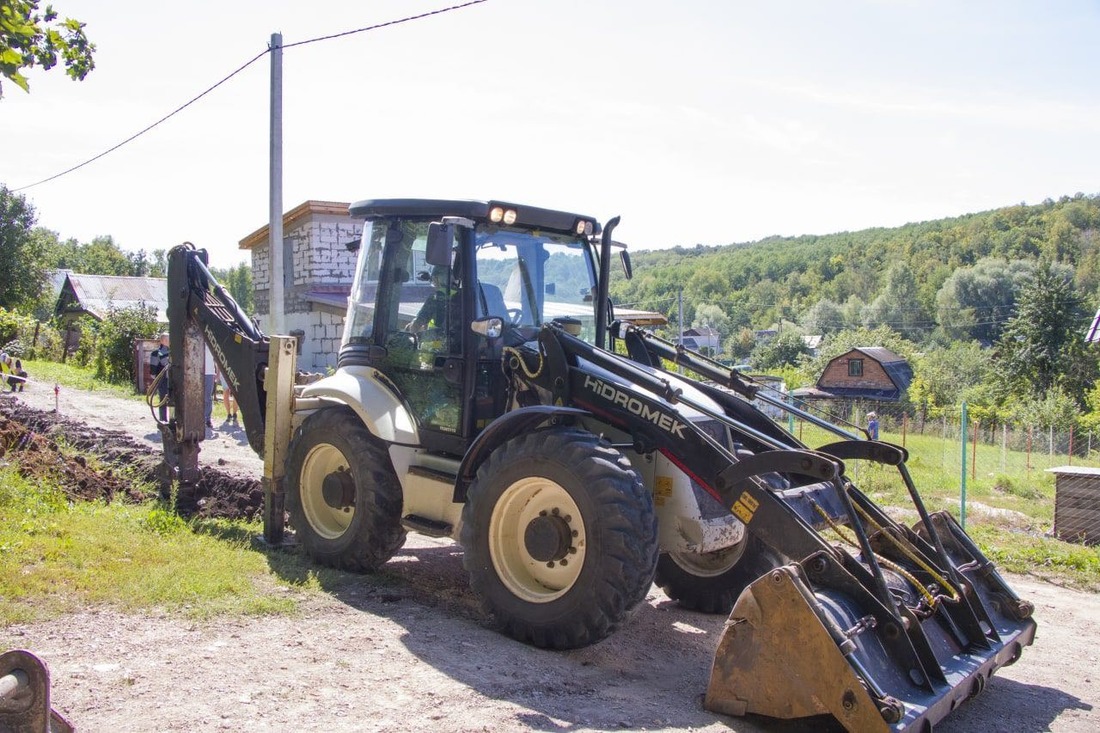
[3,0,1100,270]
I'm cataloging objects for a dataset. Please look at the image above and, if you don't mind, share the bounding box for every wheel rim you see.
[300,442,355,540]
[668,541,746,578]
[488,476,585,603]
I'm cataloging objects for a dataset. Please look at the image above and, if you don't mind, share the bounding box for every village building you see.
[792,346,913,403]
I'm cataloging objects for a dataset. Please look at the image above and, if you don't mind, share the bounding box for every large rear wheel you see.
[461,428,658,649]
[285,407,405,571]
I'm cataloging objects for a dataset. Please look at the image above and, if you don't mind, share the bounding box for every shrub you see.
[91,303,160,386]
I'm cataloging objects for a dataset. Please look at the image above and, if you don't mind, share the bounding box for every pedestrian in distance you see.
[11,358,27,392]
[216,365,238,424]
[149,333,170,422]
[867,411,879,440]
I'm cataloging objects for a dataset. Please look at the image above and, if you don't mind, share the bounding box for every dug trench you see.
[0,397,262,520]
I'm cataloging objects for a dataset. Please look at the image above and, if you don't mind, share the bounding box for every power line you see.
[283,0,488,50]
[14,48,269,192]
[14,0,489,192]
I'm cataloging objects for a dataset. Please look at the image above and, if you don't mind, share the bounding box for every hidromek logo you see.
[583,375,687,438]
[204,323,240,393]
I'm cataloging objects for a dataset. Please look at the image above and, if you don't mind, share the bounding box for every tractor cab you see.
[339,199,603,455]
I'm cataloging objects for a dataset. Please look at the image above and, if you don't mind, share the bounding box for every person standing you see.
[204,347,216,429]
[867,411,879,440]
[11,358,27,392]
[216,364,238,423]
[149,333,170,421]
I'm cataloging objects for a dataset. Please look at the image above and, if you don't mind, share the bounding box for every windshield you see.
[474,225,598,342]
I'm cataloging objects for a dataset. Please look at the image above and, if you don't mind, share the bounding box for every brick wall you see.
[250,210,361,368]
[818,351,895,391]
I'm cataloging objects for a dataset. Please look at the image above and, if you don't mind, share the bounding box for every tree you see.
[750,329,809,370]
[934,258,1036,343]
[800,298,846,334]
[0,184,47,309]
[995,264,1098,405]
[0,0,94,98]
[861,261,929,341]
[211,262,254,314]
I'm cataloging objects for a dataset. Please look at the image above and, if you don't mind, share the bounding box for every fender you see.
[454,405,590,502]
[298,365,419,445]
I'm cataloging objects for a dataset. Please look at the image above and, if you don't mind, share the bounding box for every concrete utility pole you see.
[269,32,285,335]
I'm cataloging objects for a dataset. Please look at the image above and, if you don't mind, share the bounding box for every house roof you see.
[239,200,352,250]
[56,273,169,321]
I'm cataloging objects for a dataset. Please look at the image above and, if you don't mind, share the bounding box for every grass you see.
[792,420,1100,590]
[24,358,141,401]
[0,464,320,626]
[2,390,1096,630]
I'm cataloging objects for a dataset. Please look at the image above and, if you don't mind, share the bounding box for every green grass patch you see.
[0,464,312,626]
[969,523,1100,590]
[23,358,140,400]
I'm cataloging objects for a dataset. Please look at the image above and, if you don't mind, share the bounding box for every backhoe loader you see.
[157,198,1035,731]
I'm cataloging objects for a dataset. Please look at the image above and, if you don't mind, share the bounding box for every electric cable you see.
[14,0,489,192]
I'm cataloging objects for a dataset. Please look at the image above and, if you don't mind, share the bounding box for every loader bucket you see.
[704,513,1037,732]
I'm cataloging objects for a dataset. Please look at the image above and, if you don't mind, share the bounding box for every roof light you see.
[502,209,517,225]
[489,206,504,223]
[575,220,586,235]
[584,221,594,236]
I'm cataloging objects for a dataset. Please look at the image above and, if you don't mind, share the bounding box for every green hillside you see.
[612,193,1100,344]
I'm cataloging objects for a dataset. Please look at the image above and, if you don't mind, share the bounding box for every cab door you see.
[372,219,469,453]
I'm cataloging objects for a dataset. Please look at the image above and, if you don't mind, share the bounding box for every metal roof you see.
[56,274,169,321]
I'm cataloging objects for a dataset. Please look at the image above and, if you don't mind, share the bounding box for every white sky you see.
[3,0,1099,269]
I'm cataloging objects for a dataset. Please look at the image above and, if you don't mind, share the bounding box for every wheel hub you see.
[321,469,355,510]
[524,512,573,563]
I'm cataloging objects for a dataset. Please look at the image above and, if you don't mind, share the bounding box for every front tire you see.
[285,407,405,572]
[461,428,658,649]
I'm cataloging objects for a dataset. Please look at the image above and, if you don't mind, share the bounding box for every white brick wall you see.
[250,207,361,365]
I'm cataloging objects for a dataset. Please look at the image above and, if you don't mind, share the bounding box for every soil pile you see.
[0,395,263,520]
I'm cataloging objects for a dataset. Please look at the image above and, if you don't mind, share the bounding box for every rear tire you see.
[655,537,779,614]
[285,407,405,572]
[461,428,658,649]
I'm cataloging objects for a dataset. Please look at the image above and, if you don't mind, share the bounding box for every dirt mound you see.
[0,395,264,521]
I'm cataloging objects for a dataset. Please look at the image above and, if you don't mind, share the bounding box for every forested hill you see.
[611,193,1100,347]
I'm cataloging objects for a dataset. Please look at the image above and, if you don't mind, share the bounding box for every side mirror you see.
[426,222,454,267]
[619,250,633,280]
[471,316,503,340]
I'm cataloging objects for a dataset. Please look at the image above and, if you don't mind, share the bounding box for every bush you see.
[91,303,160,386]
[0,306,63,361]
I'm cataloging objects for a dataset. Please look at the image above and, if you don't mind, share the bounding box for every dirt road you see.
[1,386,1097,732]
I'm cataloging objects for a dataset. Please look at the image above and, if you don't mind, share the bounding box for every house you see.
[803,346,913,401]
[239,201,362,370]
[681,326,720,353]
[55,273,169,324]
[241,200,667,370]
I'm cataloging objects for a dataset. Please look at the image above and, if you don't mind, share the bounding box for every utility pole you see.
[268,32,285,335]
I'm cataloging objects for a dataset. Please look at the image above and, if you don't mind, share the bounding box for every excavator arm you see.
[161,243,270,494]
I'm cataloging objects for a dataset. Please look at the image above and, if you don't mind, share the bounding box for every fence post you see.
[1069,426,1075,466]
[1001,422,1007,473]
[942,414,948,467]
[1027,426,1032,472]
[960,401,968,530]
[902,413,908,448]
[972,418,979,481]
[1049,425,1054,467]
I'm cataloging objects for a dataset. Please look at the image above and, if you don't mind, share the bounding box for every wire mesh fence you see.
[746,389,1100,546]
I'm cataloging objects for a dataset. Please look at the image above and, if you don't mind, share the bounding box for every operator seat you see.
[478,282,507,320]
